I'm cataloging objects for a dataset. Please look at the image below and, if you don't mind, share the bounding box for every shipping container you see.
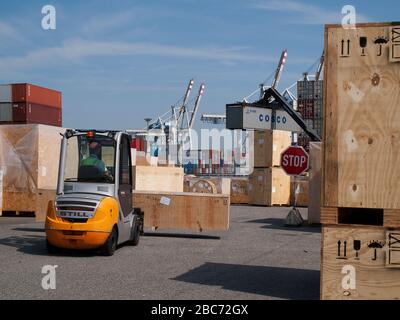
[0,85,12,103]
[8,103,62,127]
[12,83,62,108]
[0,103,12,121]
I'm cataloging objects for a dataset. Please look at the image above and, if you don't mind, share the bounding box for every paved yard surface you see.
[0,206,320,300]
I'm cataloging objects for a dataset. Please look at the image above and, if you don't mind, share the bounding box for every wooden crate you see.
[1,189,56,221]
[184,176,231,195]
[253,130,292,168]
[133,166,184,193]
[321,225,400,300]
[309,142,322,224]
[131,149,157,166]
[0,124,64,192]
[133,191,230,232]
[185,178,218,194]
[290,176,309,207]
[230,177,249,205]
[323,23,400,212]
[0,124,63,220]
[249,168,290,206]
[320,207,400,229]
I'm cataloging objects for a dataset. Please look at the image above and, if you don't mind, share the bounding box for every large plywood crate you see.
[133,191,230,232]
[249,168,290,206]
[0,124,64,219]
[253,130,292,168]
[323,23,400,211]
[133,166,184,193]
[290,176,309,207]
[230,177,249,205]
[321,225,400,300]
[184,176,231,195]
[309,142,322,224]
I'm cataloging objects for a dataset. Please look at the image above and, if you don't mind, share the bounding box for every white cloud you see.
[253,1,370,25]
[82,11,136,35]
[0,38,291,72]
[0,21,20,40]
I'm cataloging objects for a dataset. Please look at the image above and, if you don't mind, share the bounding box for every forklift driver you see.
[80,141,110,180]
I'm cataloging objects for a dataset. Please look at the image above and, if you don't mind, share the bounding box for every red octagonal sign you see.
[280,146,309,176]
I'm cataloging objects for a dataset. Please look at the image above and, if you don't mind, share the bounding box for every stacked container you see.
[182,149,236,176]
[0,83,62,127]
[296,79,324,150]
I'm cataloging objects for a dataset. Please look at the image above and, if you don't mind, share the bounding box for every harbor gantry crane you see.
[176,83,205,162]
[315,51,325,82]
[176,79,195,132]
[260,49,288,99]
[129,79,205,165]
[242,49,289,103]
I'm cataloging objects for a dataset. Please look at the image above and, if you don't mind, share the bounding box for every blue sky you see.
[0,0,399,129]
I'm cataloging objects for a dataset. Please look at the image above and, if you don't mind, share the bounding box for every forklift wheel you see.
[46,240,59,255]
[130,219,141,246]
[101,228,118,256]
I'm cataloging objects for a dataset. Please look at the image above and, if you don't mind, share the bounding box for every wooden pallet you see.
[321,207,400,228]
[321,225,400,300]
[1,211,35,217]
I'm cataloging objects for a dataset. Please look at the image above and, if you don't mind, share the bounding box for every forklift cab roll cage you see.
[55,129,143,246]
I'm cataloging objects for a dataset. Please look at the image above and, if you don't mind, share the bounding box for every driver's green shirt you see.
[81,155,107,173]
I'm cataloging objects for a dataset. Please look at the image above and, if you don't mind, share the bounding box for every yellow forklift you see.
[45,129,143,256]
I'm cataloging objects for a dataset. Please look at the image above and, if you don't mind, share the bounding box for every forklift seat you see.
[78,165,103,180]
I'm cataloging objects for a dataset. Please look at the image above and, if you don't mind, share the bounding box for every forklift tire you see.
[129,219,141,246]
[101,228,118,256]
[46,240,59,255]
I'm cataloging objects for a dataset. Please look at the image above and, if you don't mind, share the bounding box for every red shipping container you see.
[11,103,62,127]
[12,83,62,109]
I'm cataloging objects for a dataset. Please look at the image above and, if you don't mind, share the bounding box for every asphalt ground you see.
[0,206,320,300]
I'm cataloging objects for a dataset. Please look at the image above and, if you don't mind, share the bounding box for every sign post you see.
[280,146,310,226]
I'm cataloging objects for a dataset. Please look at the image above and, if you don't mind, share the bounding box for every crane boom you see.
[177,79,194,124]
[189,84,205,129]
[271,49,288,89]
[315,52,325,81]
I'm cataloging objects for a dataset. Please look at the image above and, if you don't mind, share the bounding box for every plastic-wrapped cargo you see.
[0,124,65,219]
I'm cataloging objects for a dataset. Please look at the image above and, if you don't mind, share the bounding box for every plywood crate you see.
[184,176,231,195]
[321,225,400,300]
[249,168,290,206]
[290,176,309,207]
[230,177,249,205]
[253,130,292,168]
[133,191,230,232]
[133,166,184,193]
[2,190,56,221]
[309,142,322,224]
[0,124,64,220]
[131,149,157,167]
[323,23,400,213]
[0,124,64,191]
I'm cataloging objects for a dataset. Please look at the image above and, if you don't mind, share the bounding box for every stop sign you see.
[280,146,309,176]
